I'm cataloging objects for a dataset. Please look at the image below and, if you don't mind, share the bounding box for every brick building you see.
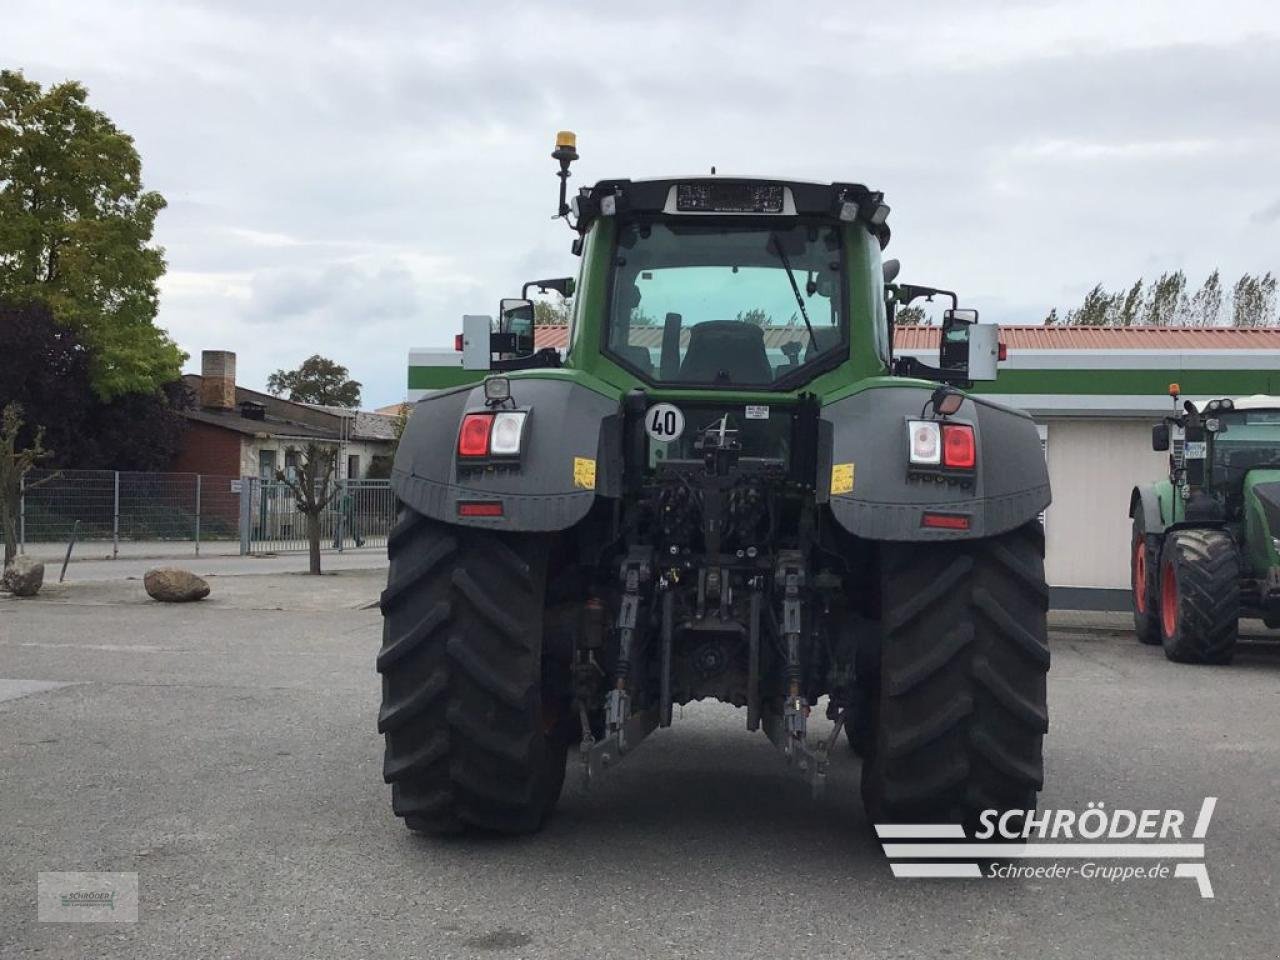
[173,350,397,482]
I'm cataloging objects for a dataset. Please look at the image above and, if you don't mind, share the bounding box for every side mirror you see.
[498,298,536,356]
[1152,423,1170,452]
[940,309,999,382]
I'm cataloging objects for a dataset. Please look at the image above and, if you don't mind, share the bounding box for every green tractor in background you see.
[378,133,1052,836]
[1130,389,1280,664]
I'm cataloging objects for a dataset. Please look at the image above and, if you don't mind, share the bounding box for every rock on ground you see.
[2,556,45,597]
[144,567,210,603]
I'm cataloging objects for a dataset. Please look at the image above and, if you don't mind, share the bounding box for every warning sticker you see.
[573,457,597,490]
[831,462,855,496]
[745,405,770,420]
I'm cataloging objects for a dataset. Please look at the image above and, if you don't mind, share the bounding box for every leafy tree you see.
[1116,280,1145,327]
[734,308,771,327]
[0,299,191,470]
[267,355,362,408]
[276,441,338,574]
[1052,270,1275,328]
[0,70,181,399]
[1141,271,1189,327]
[1066,284,1118,326]
[894,305,929,325]
[1231,273,1278,328]
[1,403,51,564]
[1188,270,1224,327]
[533,297,571,325]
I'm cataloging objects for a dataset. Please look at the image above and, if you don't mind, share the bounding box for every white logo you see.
[877,797,1217,898]
[645,403,685,442]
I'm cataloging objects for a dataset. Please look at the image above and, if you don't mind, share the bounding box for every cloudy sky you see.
[7,0,1280,407]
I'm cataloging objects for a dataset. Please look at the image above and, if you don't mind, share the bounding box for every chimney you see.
[200,350,237,410]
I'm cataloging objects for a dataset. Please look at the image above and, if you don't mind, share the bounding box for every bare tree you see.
[0,403,53,565]
[276,441,338,575]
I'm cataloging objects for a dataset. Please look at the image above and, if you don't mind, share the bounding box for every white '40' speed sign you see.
[645,403,685,442]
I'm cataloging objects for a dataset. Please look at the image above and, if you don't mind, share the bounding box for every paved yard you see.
[1,571,1277,959]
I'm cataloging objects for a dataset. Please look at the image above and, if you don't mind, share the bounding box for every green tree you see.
[1,403,52,564]
[533,297,571,325]
[734,308,771,327]
[1188,270,1224,327]
[276,441,338,575]
[1232,272,1278,328]
[267,355,362,408]
[0,70,181,399]
[894,305,928,325]
[1065,284,1118,326]
[1140,271,1189,327]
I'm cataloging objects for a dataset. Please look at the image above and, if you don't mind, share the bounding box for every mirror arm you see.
[892,355,973,388]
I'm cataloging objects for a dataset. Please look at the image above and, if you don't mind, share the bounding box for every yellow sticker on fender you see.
[831,462,855,495]
[573,457,597,490]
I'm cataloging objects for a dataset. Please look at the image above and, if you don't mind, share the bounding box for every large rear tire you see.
[377,508,569,834]
[1131,515,1162,645]
[1158,530,1239,665]
[861,522,1050,830]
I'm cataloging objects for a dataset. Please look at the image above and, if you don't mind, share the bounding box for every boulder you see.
[2,556,45,597]
[143,567,210,603]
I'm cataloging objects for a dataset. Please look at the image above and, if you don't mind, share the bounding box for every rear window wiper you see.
[768,233,819,356]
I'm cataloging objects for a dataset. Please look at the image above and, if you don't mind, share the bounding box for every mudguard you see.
[392,378,622,530]
[1129,483,1169,535]
[1242,470,1280,576]
[823,385,1050,540]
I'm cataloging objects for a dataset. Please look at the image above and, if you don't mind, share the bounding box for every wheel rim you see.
[1160,558,1178,638]
[1133,540,1147,613]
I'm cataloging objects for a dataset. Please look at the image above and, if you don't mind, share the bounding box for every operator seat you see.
[678,321,773,384]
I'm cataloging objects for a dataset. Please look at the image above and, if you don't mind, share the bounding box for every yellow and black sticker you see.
[573,457,597,490]
[830,462,855,496]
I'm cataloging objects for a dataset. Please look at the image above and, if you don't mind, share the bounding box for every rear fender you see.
[392,378,622,530]
[823,385,1050,540]
[1129,484,1166,535]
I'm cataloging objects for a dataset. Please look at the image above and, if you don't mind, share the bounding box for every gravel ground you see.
[1,571,1277,959]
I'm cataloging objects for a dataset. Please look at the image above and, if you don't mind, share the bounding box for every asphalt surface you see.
[1,571,1278,959]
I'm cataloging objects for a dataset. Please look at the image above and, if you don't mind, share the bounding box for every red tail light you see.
[454,333,465,352]
[941,424,976,469]
[922,512,971,530]
[458,501,503,517]
[458,413,493,457]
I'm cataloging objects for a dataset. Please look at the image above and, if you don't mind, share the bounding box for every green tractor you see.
[377,133,1052,836]
[1131,390,1280,664]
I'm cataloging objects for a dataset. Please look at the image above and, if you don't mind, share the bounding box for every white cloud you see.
[6,0,1280,405]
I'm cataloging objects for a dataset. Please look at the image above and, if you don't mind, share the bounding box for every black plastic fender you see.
[391,378,622,530]
[822,385,1050,540]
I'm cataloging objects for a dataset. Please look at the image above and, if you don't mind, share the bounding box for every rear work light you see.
[458,413,493,457]
[907,420,941,465]
[457,411,528,459]
[942,424,976,469]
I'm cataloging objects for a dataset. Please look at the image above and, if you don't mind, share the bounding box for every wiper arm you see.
[769,233,818,356]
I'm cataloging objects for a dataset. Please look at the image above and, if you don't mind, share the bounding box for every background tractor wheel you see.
[1158,530,1239,665]
[861,522,1050,831]
[377,508,570,835]
[1131,515,1162,645]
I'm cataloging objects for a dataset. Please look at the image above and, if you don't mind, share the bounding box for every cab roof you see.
[575,176,890,248]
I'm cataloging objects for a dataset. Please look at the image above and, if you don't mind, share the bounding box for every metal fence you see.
[245,478,396,553]
[17,469,394,558]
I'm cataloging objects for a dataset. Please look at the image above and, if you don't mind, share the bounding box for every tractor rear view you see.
[377,133,1052,836]
[1131,390,1280,664]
